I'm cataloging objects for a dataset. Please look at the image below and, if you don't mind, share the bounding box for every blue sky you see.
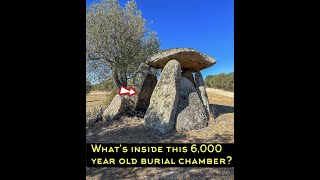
[86,0,234,78]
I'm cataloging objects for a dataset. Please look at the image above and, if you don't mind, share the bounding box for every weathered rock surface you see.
[195,71,214,119]
[135,74,157,112]
[147,48,216,72]
[181,69,196,87]
[102,94,127,121]
[125,63,153,112]
[144,60,181,134]
[176,77,208,131]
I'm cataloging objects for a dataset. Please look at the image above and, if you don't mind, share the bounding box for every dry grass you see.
[206,88,234,98]
[86,91,113,113]
[86,89,234,143]
[86,88,234,179]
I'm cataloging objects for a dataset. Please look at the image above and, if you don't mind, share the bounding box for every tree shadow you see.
[86,167,234,180]
[86,121,189,143]
[87,116,233,144]
[186,133,234,143]
[209,104,234,119]
[158,167,234,180]
[86,115,234,179]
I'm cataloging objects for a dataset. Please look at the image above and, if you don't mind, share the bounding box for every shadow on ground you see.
[86,102,234,179]
[86,103,234,143]
[86,167,234,180]
[209,104,234,119]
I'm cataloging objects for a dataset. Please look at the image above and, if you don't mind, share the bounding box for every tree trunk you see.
[119,70,127,87]
[112,67,122,88]
[112,66,127,88]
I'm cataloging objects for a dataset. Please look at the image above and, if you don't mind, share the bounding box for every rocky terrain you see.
[86,48,233,179]
[86,88,234,179]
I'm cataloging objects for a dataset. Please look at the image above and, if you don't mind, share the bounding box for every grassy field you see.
[86,88,234,179]
[86,91,111,113]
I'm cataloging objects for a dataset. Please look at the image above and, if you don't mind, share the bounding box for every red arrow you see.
[118,86,138,96]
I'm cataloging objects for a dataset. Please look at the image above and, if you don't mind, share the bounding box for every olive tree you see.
[86,0,160,88]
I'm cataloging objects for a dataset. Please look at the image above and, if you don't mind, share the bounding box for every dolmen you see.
[102,48,216,135]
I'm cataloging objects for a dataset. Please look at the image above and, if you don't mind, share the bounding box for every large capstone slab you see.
[144,59,181,134]
[176,77,208,131]
[147,48,216,72]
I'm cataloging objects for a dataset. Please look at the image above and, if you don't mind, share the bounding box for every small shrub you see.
[86,106,104,123]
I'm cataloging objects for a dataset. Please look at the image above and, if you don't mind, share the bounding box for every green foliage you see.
[86,0,160,88]
[91,77,117,93]
[205,72,234,92]
[91,77,118,107]
[127,78,134,86]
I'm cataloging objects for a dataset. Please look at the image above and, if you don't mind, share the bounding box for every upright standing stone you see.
[195,71,214,119]
[102,95,127,121]
[144,60,181,134]
[135,74,157,113]
[176,77,208,131]
[125,63,152,112]
[181,69,196,87]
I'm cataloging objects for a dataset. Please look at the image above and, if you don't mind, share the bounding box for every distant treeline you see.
[91,78,117,93]
[90,72,234,93]
[205,72,234,92]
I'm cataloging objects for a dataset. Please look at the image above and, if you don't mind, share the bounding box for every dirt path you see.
[206,88,234,98]
[86,89,234,179]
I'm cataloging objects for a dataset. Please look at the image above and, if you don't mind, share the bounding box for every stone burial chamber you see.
[102,48,216,134]
[102,62,157,121]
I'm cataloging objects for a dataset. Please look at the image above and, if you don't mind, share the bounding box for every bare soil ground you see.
[86,88,234,179]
